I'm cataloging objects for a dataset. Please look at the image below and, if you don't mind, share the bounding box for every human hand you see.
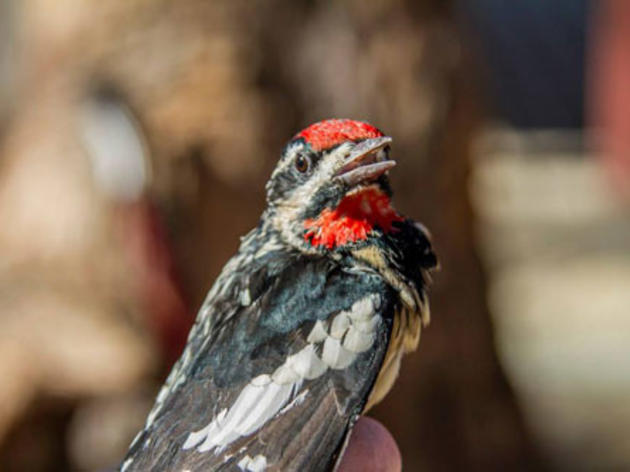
[337,417,402,472]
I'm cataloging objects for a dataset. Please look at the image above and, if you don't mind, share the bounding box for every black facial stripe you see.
[298,174,393,221]
[267,137,392,211]
[300,185,345,219]
[267,139,321,204]
[290,139,321,168]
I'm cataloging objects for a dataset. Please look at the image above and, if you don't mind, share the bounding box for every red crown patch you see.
[295,119,384,152]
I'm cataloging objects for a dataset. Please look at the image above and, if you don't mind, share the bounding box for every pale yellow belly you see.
[364,306,423,411]
[350,245,431,411]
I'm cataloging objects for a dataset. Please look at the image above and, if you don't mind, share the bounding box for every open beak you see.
[334,137,396,186]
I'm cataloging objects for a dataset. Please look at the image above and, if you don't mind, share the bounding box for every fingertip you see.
[337,416,402,472]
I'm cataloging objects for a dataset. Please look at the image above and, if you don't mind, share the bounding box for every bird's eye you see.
[294,154,310,173]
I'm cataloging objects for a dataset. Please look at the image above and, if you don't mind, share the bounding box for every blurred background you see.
[0,0,628,470]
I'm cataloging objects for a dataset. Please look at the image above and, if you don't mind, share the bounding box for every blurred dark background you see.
[0,0,628,470]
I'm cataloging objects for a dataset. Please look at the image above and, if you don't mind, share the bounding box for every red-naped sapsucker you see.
[121,119,437,471]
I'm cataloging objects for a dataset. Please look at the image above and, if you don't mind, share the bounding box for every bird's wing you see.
[121,256,395,472]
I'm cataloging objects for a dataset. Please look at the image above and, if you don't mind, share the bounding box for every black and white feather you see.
[120,225,419,471]
[119,125,437,472]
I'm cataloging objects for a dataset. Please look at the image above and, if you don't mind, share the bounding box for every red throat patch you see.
[304,187,403,249]
[296,119,384,152]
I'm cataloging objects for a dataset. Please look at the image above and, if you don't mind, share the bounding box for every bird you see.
[120,119,437,471]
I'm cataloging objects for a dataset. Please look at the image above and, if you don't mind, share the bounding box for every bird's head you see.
[266,119,403,251]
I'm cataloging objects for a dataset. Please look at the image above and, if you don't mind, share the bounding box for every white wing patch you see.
[238,454,268,471]
[182,378,299,453]
[183,294,382,455]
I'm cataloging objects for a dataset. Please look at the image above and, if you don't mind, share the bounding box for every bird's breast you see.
[350,245,427,411]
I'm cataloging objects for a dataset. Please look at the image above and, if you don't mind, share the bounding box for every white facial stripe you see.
[286,143,352,205]
[183,294,381,456]
[271,143,354,250]
[269,142,303,181]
